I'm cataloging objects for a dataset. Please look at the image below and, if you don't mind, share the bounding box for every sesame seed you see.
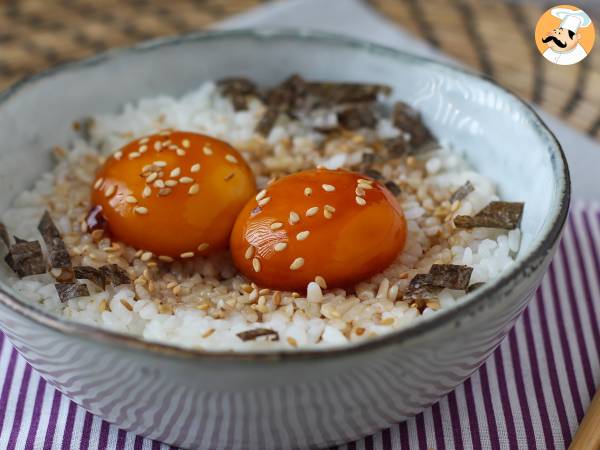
[358,178,373,185]
[154,141,162,151]
[170,167,181,177]
[93,178,103,189]
[176,148,186,156]
[305,206,319,216]
[164,140,172,147]
[322,184,335,192]
[146,172,158,183]
[142,164,154,173]
[158,188,172,196]
[140,251,153,262]
[355,196,366,206]
[252,257,261,272]
[203,146,213,155]
[224,172,235,181]
[296,230,310,241]
[134,206,148,215]
[191,163,201,173]
[324,205,336,212]
[202,328,215,338]
[188,183,200,195]
[179,176,193,184]
[315,275,327,289]
[304,187,312,197]
[158,255,174,262]
[125,195,137,204]
[244,246,255,259]
[165,179,178,187]
[225,154,238,164]
[255,189,267,201]
[197,243,210,252]
[289,257,305,270]
[356,187,366,196]
[289,211,300,224]
[142,186,152,198]
[139,137,149,144]
[154,160,167,167]
[159,130,171,136]
[139,145,148,153]
[182,139,190,148]
[128,151,141,159]
[180,251,194,258]
[113,151,123,160]
[104,185,116,198]
[357,182,373,190]
[153,179,165,189]
[324,209,333,219]
[270,222,283,230]
[258,197,271,207]
[274,242,287,252]
[169,144,177,151]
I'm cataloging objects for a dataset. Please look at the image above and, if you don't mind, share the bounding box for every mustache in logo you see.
[542,35,567,48]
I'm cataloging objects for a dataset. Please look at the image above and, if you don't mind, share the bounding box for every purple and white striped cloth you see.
[0,201,599,450]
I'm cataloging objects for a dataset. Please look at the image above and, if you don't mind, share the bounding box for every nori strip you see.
[383,137,409,158]
[55,282,90,302]
[99,264,130,286]
[305,81,391,106]
[38,210,71,269]
[5,240,46,277]
[85,205,108,233]
[74,265,106,289]
[392,102,434,149]
[449,181,474,203]
[361,153,377,165]
[255,107,279,137]
[384,181,402,196]
[217,77,259,111]
[337,105,377,130]
[13,236,28,244]
[0,223,9,247]
[428,264,473,290]
[454,201,524,230]
[236,328,280,342]
[403,274,441,302]
[264,74,307,112]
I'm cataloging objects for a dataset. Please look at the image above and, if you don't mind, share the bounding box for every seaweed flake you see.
[55,282,90,302]
[392,102,434,149]
[74,265,106,289]
[4,240,46,277]
[236,328,280,342]
[217,77,259,111]
[454,201,524,230]
[384,181,402,196]
[428,264,473,290]
[99,264,130,286]
[337,105,377,130]
[38,211,72,269]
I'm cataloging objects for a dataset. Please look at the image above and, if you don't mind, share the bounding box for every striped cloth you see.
[0,202,599,450]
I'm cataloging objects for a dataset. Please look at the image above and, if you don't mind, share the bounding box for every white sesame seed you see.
[164,140,172,147]
[142,186,152,198]
[104,185,116,198]
[113,151,123,160]
[125,195,137,204]
[225,154,238,164]
[304,187,312,197]
[154,160,167,167]
[289,211,300,225]
[197,243,210,252]
[169,145,177,151]
[252,257,261,272]
[358,178,373,185]
[355,196,367,206]
[139,137,149,144]
[158,255,174,262]
[128,151,141,160]
[170,167,181,177]
[356,187,366,196]
[165,179,178,187]
[191,163,201,173]
[255,189,267,201]
[142,164,153,173]
[203,146,213,155]
[268,223,282,231]
[134,206,148,215]
[289,257,305,270]
[159,130,171,136]
[146,172,158,183]
[158,188,172,196]
[274,242,287,252]
[315,275,327,289]
[179,176,193,184]
[139,145,148,153]
[182,139,190,148]
[322,184,335,192]
[296,230,310,241]
[258,197,271,207]
[153,179,165,189]
[154,141,162,151]
[324,204,336,212]
[188,183,199,195]
[176,148,186,156]
[93,178,103,190]
[245,246,255,259]
[306,206,319,216]
[357,182,373,190]
[140,251,153,262]
[324,209,333,219]
[180,251,195,259]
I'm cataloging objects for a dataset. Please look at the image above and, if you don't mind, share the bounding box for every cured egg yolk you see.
[230,169,407,291]
[91,131,256,259]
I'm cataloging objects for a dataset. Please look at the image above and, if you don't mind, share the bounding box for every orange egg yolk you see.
[230,169,407,290]
[91,131,256,259]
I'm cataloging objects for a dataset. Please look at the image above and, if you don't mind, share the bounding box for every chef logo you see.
[535,5,595,66]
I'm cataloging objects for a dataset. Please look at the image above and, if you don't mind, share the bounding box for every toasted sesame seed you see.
[191,163,201,173]
[154,141,162,151]
[304,187,312,197]
[113,151,123,160]
[270,222,283,230]
[159,130,171,136]
[255,189,267,201]
[179,176,193,184]
[324,209,333,219]
[305,206,319,216]
[134,206,148,215]
[170,167,181,177]
[225,154,238,164]
[146,172,158,183]
[176,148,186,156]
[258,197,271,207]
[224,172,235,181]
[164,140,172,147]
[290,257,305,270]
[165,179,178,187]
[159,255,174,262]
[142,186,152,198]
[104,185,116,198]
[296,230,310,241]
[180,251,194,258]
[274,242,287,252]
[188,183,199,195]
[322,184,335,192]
[154,160,167,167]
[252,257,261,272]
[202,328,215,338]
[315,275,327,289]
[153,179,165,189]
[128,151,141,159]
[125,195,137,204]
[358,182,373,190]
[142,164,154,173]
[355,196,366,206]
[358,178,373,185]
[182,139,190,148]
[289,211,300,224]
[139,137,149,144]
[94,178,103,189]
[158,188,172,196]
[197,243,210,252]
[244,246,255,259]
[203,146,213,155]
[287,337,298,347]
[324,204,336,212]
[139,145,148,153]
[141,251,153,262]
[356,187,366,196]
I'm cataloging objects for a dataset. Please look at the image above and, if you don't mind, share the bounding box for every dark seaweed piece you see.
[403,274,441,302]
[0,223,9,248]
[74,265,106,289]
[217,77,259,111]
[383,137,409,158]
[384,181,402,196]
[236,328,280,342]
[5,240,46,277]
[454,201,524,230]
[361,153,377,165]
[428,264,473,290]
[85,205,108,233]
[337,105,377,130]
[255,107,280,137]
[392,102,434,149]
[449,181,475,203]
[55,282,90,302]
[99,264,130,286]
[467,282,485,293]
[305,81,391,107]
[364,168,384,180]
[13,236,28,244]
[265,74,308,112]
[38,211,71,269]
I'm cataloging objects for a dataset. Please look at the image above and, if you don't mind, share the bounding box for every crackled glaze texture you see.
[0,30,569,449]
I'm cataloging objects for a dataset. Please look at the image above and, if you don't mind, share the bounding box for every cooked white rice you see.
[2,82,521,351]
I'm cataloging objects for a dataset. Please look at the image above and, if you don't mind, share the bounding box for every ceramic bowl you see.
[0,29,569,449]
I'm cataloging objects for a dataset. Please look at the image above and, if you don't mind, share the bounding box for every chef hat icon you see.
[551,7,592,33]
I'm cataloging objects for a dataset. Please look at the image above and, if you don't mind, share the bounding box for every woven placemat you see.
[369,0,600,141]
